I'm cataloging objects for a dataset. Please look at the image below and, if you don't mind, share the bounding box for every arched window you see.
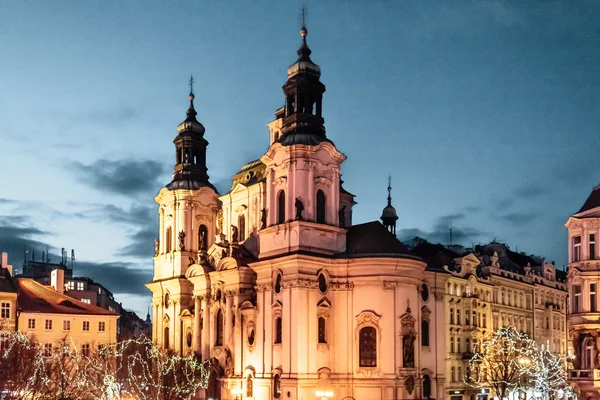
[164,326,170,349]
[421,319,430,347]
[238,215,246,242]
[215,309,224,346]
[359,326,377,367]
[423,374,431,398]
[246,375,253,397]
[274,317,282,344]
[316,189,326,223]
[165,227,172,252]
[277,190,286,224]
[198,224,208,251]
[584,337,595,369]
[318,317,326,344]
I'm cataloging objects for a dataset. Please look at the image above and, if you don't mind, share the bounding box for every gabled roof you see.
[16,278,117,316]
[576,184,600,215]
[0,267,17,294]
[343,221,417,258]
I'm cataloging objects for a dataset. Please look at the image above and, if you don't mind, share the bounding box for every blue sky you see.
[0,1,598,318]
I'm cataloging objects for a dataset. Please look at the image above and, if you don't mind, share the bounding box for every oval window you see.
[248,328,255,346]
[318,273,328,294]
[186,331,192,348]
[421,283,429,302]
[274,273,282,294]
[164,293,170,309]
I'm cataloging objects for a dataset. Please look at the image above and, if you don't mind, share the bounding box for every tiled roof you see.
[343,221,417,258]
[16,278,117,316]
[576,185,600,214]
[411,241,459,272]
[0,268,17,293]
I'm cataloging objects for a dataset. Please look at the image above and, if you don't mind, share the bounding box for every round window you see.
[318,273,328,294]
[421,283,429,302]
[248,328,255,346]
[274,273,282,294]
[186,331,192,348]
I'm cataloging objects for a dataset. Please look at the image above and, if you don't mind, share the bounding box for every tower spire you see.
[381,176,398,234]
[387,175,392,206]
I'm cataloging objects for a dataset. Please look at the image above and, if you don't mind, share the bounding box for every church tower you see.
[260,23,348,258]
[146,80,220,352]
[381,177,398,234]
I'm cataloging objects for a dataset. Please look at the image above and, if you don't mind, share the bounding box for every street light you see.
[231,388,243,400]
[316,390,334,400]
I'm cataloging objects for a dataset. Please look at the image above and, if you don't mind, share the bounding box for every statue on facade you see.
[403,330,416,368]
[199,231,206,251]
[339,206,346,228]
[154,239,159,256]
[295,198,304,220]
[188,257,195,267]
[260,208,267,229]
[224,348,234,377]
[231,225,239,243]
[216,208,224,234]
[491,251,500,267]
[178,230,186,251]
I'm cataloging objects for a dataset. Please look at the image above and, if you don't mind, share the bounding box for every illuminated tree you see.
[531,345,574,399]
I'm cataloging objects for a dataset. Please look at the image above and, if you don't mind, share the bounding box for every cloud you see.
[117,226,158,259]
[73,260,153,297]
[398,213,487,246]
[0,215,53,271]
[72,159,166,197]
[498,210,541,226]
[60,106,138,127]
[514,184,545,199]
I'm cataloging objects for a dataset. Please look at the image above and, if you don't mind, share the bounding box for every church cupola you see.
[277,23,328,146]
[381,177,398,234]
[166,77,216,192]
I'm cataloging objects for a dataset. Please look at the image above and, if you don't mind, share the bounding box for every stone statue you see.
[339,206,346,228]
[403,330,416,368]
[295,198,304,220]
[491,251,499,267]
[224,348,234,377]
[154,239,159,256]
[216,208,224,234]
[178,230,186,251]
[188,257,195,267]
[231,225,239,243]
[199,231,206,251]
[260,208,267,229]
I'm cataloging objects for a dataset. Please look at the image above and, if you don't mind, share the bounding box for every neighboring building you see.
[147,24,441,400]
[411,239,568,400]
[0,252,17,333]
[20,248,74,280]
[567,184,600,400]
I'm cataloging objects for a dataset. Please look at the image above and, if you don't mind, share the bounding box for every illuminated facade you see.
[567,185,600,400]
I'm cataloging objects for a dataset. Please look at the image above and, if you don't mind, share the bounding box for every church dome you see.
[287,27,321,78]
[381,204,398,220]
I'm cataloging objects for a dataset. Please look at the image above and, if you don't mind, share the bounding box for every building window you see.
[457,309,461,326]
[465,310,470,325]
[274,273,282,294]
[423,374,432,398]
[0,303,9,319]
[591,234,596,260]
[28,318,35,329]
[359,326,377,367]
[63,320,71,331]
[277,190,286,224]
[99,321,106,332]
[0,333,8,352]
[81,298,91,304]
[457,338,461,353]
[81,343,90,357]
[450,336,455,353]
[45,319,52,330]
[472,312,477,326]
[164,326,170,349]
[574,285,582,313]
[318,272,328,294]
[591,284,597,312]
[216,309,224,346]
[77,282,84,291]
[466,338,471,353]
[274,317,282,344]
[451,366,456,382]
[450,308,454,325]
[44,343,52,356]
[316,189,326,223]
[238,215,246,241]
[318,317,326,344]
[483,313,487,328]
[83,321,90,331]
[573,236,581,262]
[67,281,75,290]
[166,226,173,252]
[421,319,430,347]
[458,366,462,382]
[198,224,208,251]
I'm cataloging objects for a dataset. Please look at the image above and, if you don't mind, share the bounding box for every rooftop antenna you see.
[46,245,50,263]
[71,249,75,270]
[449,216,453,247]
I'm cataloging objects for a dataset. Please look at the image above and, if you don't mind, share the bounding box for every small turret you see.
[381,176,398,234]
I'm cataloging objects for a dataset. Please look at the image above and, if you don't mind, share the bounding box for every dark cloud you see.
[498,211,541,226]
[72,159,167,197]
[74,260,153,297]
[0,216,53,272]
[514,184,545,199]
[64,106,138,127]
[398,213,487,246]
[117,226,158,259]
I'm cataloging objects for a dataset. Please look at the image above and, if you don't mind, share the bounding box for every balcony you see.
[570,369,600,380]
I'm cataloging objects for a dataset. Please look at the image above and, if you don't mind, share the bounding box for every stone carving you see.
[256,283,272,292]
[231,225,239,243]
[403,330,416,368]
[295,198,304,220]
[260,208,267,229]
[281,279,319,290]
[405,375,415,395]
[216,208,224,234]
[383,281,397,290]
[329,281,355,291]
[154,239,159,256]
[178,230,186,251]
[339,206,346,228]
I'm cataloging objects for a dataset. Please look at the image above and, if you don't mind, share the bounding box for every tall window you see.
[483,313,487,328]
[457,309,461,326]
[0,303,9,319]
[28,319,35,329]
[198,224,208,250]
[450,308,454,325]
[591,234,596,260]
[274,317,282,344]
[166,227,173,252]
[359,326,377,367]
[63,320,71,331]
[164,326,170,349]
[44,343,53,356]
[573,236,581,262]
[45,320,52,330]
[451,366,456,382]
[591,283,597,312]
[316,189,326,223]
[466,338,471,353]
[423,374,431,398]
[83,321,89,331]
[318,317,326,344]
[277,191,286,224]
[574,285,582,313]
[457,338,461,353]
[81,344,90,357]
[238,215,246,241]
[450,336,455,353]
[273,374,281,399]
[216,309,224,346]
[465,310,470,325]
[99,321,106,332]
[421,319,430,347]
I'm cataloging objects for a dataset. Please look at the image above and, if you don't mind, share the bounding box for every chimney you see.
[51,269,64,294]
[1,252,12,276]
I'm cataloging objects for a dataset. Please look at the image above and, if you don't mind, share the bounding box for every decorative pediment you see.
[217,256,239,271]
[272,300,283,318]
[355,310,382,335]
[400,310,416,335]
[179,308,193,318]
[235,204,248,213]
[568,267,582,284]
[421,306,431,321]
[274,176,287,187]
[317,298,332,318]
[185,263,212,278]
[314,176,332,187]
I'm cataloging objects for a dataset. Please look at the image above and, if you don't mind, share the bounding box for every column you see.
[330,168,340,225]
[202,297,210,360]
[193,296,201,354]
[225,294,233,348]
[266,168,274,226]
[286,162,295,223]
[307,162,315,221]
[233,293,243,376]
[158,208,164,254]
[152,303,158,343]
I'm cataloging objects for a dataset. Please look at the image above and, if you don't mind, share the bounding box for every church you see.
[145,21,569,400]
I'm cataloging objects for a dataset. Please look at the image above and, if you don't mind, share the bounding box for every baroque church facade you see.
[146,23,570,400]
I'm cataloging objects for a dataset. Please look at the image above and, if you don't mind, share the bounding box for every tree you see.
[531,345,574,399]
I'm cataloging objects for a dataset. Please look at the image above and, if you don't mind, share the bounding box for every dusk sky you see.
[1,1,598,318]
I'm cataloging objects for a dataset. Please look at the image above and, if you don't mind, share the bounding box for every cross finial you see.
[301,6,307,29]
[188,74,195,95]
[387,175,392,205]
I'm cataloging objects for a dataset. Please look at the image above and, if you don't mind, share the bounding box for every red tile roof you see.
[16,278,117,316]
